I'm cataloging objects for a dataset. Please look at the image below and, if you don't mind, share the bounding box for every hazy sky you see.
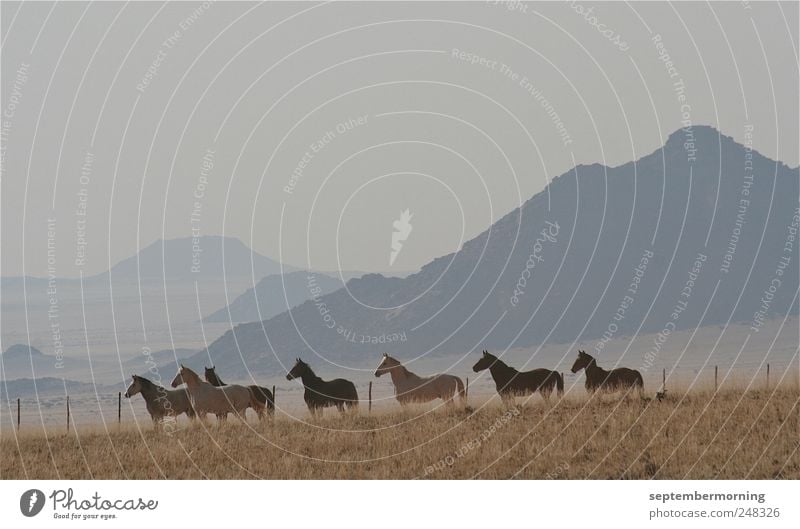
[2,1,797,278]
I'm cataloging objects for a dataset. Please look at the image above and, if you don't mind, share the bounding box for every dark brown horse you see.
[570,350,643,396]
[286,359,358,416]
[204,366,274,420]
[472,350,563,403]
[124,374,195,428]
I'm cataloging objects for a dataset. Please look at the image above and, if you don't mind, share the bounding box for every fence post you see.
[272,386,276,410]
[118,392,122,424]
[465,377,469,401]
[17,397,20,430]
[368,381,372,413]
[766,363,770,389]
[714,365,718,391]
[662,368,666,392]
[66,395,70,433]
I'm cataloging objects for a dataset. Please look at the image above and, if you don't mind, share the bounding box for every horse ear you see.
[383,353,388,358]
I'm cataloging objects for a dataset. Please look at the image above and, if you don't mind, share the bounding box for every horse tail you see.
[554,371,564,397]
[635,371,645,397]
[455,376,466,404]
[248,387,263,415]
[349,383,359,409]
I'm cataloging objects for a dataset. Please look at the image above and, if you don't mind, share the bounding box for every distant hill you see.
[0,344,84,379]
[122,348,195,372]
[2,344,46,361]
[0,377,120,397]
[101,236,291,282]
[1,236,289,286]
[1,237,293,352]
[203,271,344,323]
[190,126,800,377]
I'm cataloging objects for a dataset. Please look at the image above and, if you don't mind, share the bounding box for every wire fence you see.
[2,362,797,435]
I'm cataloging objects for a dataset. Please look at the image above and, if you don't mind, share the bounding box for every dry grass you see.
[2,387,798,479]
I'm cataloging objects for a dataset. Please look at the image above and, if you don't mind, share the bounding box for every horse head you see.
[286,358,307,381]
[374,353,396,378]
[571,350,593,373]
[171,365,192,388]
[124,375,142,398]
[472,350,496,372]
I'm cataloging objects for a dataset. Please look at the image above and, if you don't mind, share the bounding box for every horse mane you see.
[397,363,420,379]
[135,375,159,390]
[484,352,511,369]
[297,361,323,383]
[132,375,169,401]
[583,353,599,368]
[581,353,608,376]
[385,357,422,381]
[207,368,224,385]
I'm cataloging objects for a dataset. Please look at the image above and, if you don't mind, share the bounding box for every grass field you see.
[1,386,798,479]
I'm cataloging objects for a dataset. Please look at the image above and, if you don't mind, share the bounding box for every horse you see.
[124,374,196,428]
[570,350,644,397]
[472,350,563,403]
[374,353,465,407]
[170,365,256,422]
[204,366,274,420]
[285,358,358,416]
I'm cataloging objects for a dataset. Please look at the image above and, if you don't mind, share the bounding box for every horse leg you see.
[444,390,456,408]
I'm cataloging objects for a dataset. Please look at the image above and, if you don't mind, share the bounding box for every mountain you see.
[1,236,287,285]
[110,128,800,376]
[203,271,344,323]
[100,236,291,282]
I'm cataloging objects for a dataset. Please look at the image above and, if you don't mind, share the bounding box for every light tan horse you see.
[374,353,465,407]
[170,365,255,422]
